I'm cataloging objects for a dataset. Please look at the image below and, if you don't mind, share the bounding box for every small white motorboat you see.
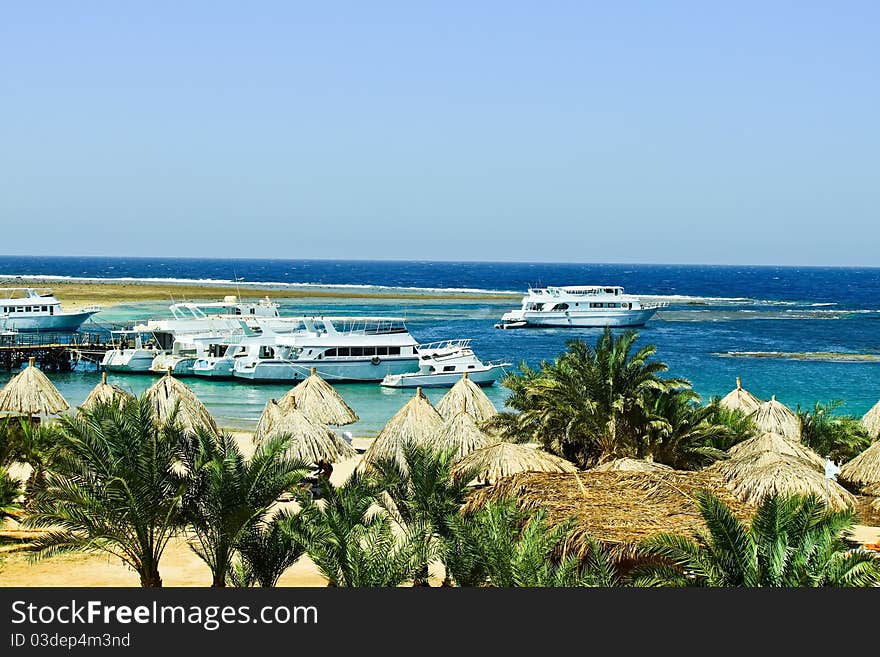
[380,339,511,388]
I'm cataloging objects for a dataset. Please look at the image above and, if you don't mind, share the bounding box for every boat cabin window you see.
[554,303,569,311]
[468,365,476,369]
[443,366,456,372]
[258,346,275,359]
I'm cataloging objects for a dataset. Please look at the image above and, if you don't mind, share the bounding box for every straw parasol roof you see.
[254,398,284,444]
[719,377,761,415]
[436,372,498,423]
[592,458,673,473]
[462,470,754,562]
[362,388,444,471]
[144,371,218,435]
[838,440,880,489]
[432,402,494,462]
[751,395,801,440]
[260,400,356,465]
[452,442,577,484]
[0,357,69,417]
[727,431,824,470]
[861,399,880,439]
[80,372,134,411]
[278,368,358,426]
[717,456,856,510]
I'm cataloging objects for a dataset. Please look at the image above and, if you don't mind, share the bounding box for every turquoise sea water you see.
[2,258,879,434]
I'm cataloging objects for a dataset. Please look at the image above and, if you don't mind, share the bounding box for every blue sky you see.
[1,2,877,265]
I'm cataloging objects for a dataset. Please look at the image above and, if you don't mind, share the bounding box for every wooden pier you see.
[0,332,112,372]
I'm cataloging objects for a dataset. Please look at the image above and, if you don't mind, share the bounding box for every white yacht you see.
[101,296,281,374]
[380,339,511,388]
[232,316,422,383]
[0,288,100,332]
[495,286,664,328]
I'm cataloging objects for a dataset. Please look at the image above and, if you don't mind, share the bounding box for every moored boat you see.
[0,288,99,332]
[380,339,511,388]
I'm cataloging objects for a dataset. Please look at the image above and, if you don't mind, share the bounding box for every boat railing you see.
[416,338,472,351]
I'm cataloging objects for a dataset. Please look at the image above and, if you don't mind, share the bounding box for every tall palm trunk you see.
[139,569,163,587]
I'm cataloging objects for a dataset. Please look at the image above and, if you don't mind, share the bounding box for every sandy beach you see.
[0,279,517,311]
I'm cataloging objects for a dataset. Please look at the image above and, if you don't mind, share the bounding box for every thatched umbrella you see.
[727,431,824,470]
[751,395,801,440]
[80,372,134,411]
[861,399,880,439]
[715,451,820,481]
[254,398,285,444]
[719,377,761,415]
[433,401,494,462]
[278,368,358,426]
[436,372,498,423]
[592,458,673,473]
[838,440,880,489]
[452,442,577,484]
[261,398,356,465]
[462,470,753,563]
[361,388,444,471]
[144,371,218,435]
[0,357,69,418]
[722,458,856,510]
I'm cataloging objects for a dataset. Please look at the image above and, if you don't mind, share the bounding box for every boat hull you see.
[3,310,98,332]
[191,359,235,379]
[101,349,162,373]
[150,356,197,376]
[233,356,420,383]
[499,307,659,328]
[380,364,507,388]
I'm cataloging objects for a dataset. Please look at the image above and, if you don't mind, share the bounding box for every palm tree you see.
[444,498,619,587]
[797,401,872,463]
[182,429,310,587]
[0,467,22,521]
[287,471,417,587]
[232,510,305,587]
[501,329,688,466]
[640,391,734,469]
[634,491,880,587]
[370,443,476,586]
[24,397,189,587]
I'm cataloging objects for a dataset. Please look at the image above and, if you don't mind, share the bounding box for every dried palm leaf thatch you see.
[436,373,498,423]
[144,371,218,435]
[254,398,284,444]
[79,372,134,411]
[433,403,495,462]
[838,440,880,489]
[721,457,855,510]
[278,368,358,426]
[751,395,801,440]
[863,481,880,497]
[714,451,821,482]
[361,388,444,471]
[854,495,880,527]
[452,442,577,484]
[264,402,356,465]
[591,458,674,473]
[462,469,753,563]
[860,399,880,439]
[727,431,824,470]
[0,358,69,417]
[719,377,762,415]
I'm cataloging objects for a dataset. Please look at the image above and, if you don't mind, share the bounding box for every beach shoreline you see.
[0,278,518,310]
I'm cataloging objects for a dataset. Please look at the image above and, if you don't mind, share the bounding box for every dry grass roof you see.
[714,456,856,510]
[254,398,284,444]
[278,369,358,426]
[727,431,824,470]
[462,469,754,562]
[432,408,494,462]
[861,400,880,439]
[436,373,498,423]
[79,372,134,411]
[452,442,577,484]
[839,440,880,489]
[592,458,674,473]
[144,373,218,435]
[259,405,356,465]
[751,396,801,440]
[0,358,69,416]
[362,388,444,471]
[719,377,762,415]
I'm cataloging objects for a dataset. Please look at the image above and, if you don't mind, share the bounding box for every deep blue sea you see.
[2,256,879,434]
